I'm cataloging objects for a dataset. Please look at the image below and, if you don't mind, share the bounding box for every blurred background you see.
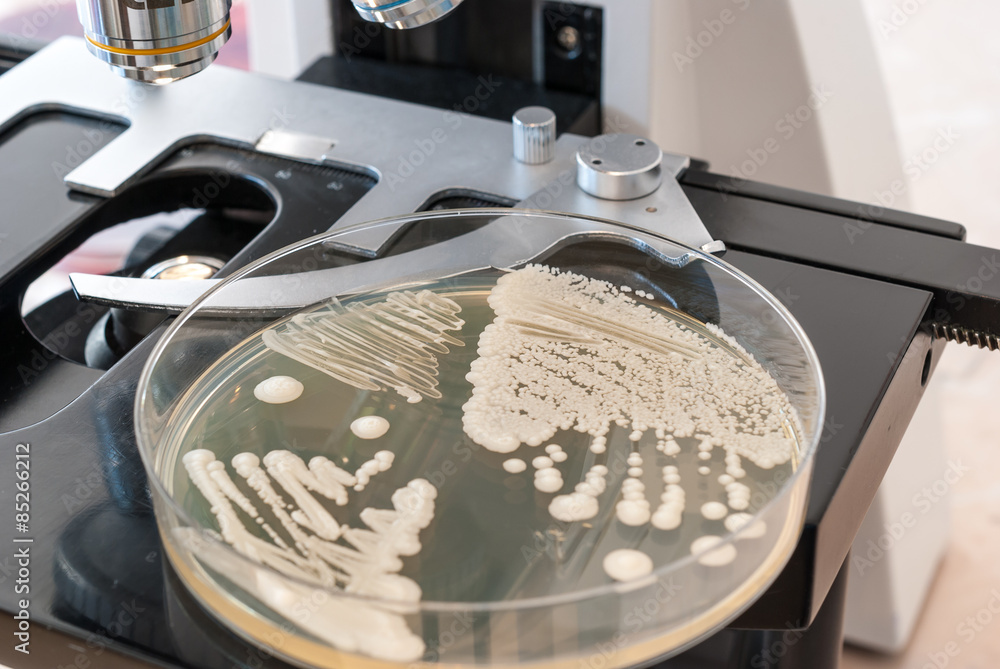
[845,0,1000,666]
[0,0,997,666]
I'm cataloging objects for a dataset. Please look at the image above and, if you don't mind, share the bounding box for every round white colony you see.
[602,548,654,581]
[254,375,304,404]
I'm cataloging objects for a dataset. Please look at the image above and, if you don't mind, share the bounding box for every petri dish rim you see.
[134,207,827,614]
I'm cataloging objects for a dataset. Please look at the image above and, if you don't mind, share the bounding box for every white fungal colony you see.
[502,458,527,474]
[352,450,394,492]
[253,375,304,404]
[533,465,564,493]
[700,501,729,521]
[530,451,565,491]
[656,434,681,456]
[616,451,650,526]
[262,290,464,404]
[350,415,390,440]
[602,548,654,582]
[549,464,608,522]
[532,456,554,469]
[725,480,752,511]
[182,449,434,661]
[652,465,685,530]
[545,443,568,462]
[462,265,798,533]
[690,535,737,567]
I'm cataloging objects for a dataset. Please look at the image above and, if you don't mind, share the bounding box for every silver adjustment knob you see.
[352,0,465,29]
[576,134,663,200]
[512,107,557,165]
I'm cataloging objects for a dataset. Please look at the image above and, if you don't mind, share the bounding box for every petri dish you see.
[135,210,825,669]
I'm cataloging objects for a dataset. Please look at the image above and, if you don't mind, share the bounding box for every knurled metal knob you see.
[513,107,557,165]
[576,133,663,200]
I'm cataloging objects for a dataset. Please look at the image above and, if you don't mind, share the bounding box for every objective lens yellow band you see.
[86,20,230,57]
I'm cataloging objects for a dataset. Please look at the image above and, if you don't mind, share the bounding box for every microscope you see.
[1,2,998,669]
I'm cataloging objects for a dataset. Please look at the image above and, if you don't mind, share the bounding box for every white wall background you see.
[844,0,1000,666]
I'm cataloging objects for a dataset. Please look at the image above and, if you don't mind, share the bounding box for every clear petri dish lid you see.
[135,209,825,668]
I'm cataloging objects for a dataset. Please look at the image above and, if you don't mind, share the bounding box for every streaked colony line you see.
[262,289,464,404]
[182,449,435,662]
